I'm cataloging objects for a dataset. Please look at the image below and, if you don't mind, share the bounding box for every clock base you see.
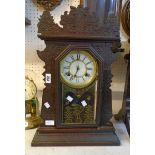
[31,125,120,146]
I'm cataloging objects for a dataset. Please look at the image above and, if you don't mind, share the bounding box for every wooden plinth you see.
[31,125,120,146]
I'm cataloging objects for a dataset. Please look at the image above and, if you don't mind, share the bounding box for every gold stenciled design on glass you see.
[60,50,98,89]
[63,104,95,124]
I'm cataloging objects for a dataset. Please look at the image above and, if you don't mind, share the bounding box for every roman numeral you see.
[64,66,70,69]
[86,61,91,65]
[65,72,70,76]
[65,60,71,64]
[82,56,86,62]
[87,67,92,70]
[70,75,74,81]
[70,55,75,60]
[85,73,90,77]
[76,77,79,83]
[77,54,80,60]
[82,77,85,81]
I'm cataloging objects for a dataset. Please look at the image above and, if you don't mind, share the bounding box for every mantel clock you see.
[32,5,122,146]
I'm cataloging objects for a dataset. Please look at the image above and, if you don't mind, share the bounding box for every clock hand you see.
[74,69,78,77]
[74,63,80,77]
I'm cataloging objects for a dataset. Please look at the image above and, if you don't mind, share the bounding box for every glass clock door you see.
[58,49,100,127]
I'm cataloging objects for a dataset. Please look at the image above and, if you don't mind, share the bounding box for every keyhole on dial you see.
[85,73,90,77]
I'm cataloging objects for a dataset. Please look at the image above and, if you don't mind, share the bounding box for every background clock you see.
[25,77,37,100]
[25,77,41,129]
[60,50,97,88]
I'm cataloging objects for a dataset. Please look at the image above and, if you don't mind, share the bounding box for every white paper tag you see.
[45,120,55,126]
[44,102,50,109]
[45,74,51,83]
[81,100,87,107]
[66,96,73,102]
[26,113,31,118]
[25,121,28,127]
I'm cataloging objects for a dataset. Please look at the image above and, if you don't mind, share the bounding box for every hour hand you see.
[76,64,80,72]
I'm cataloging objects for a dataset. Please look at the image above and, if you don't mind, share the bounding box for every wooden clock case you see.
[32,5,121,146]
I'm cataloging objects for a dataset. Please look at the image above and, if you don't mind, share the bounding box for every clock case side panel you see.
[37,42,68,126]
[55,45,104,128]
[92,42,119,125]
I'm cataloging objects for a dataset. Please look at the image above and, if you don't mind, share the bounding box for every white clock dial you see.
[60,50,97,88]
[25,78,37,100]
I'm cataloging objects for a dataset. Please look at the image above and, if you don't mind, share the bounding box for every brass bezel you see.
[25,77,37,101]
[60,50,98,89]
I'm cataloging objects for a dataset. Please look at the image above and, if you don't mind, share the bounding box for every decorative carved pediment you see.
[38,6,119,38]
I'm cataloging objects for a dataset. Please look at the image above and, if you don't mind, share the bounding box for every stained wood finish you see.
[37,6,119,38]
[32,5,121,146]
[32,125,120,146]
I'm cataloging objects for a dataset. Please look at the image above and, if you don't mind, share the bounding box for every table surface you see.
[25,117,130,155]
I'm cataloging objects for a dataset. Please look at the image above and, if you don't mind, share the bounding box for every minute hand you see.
[74,65,80,77]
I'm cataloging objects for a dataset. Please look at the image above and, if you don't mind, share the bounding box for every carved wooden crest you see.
[37,5,120,38]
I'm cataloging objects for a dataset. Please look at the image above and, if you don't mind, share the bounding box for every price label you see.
[45,120,55,126]
[66,96,73,102]
[45,74,51,83]
[81,100,87,107]
[26,113,31,118]
[44,102,50,109]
